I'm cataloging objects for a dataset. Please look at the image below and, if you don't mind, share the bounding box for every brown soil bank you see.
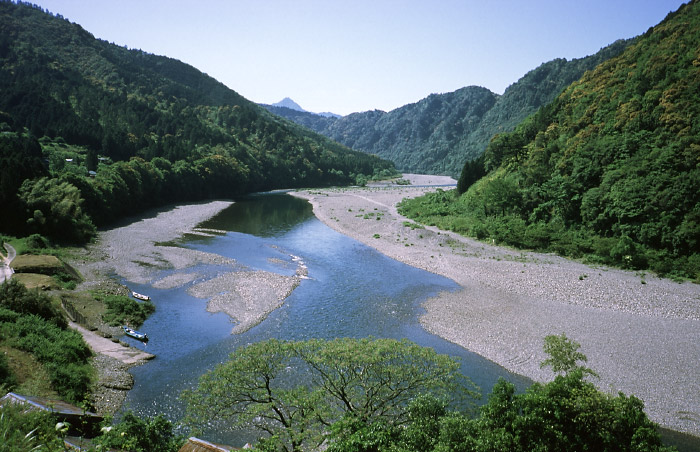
[291,175,700,438]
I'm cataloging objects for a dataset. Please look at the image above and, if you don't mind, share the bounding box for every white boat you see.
[132,291,150,301]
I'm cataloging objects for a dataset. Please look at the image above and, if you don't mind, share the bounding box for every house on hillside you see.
[179,436,251,451]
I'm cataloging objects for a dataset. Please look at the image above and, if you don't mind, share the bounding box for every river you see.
[121,193,531,445]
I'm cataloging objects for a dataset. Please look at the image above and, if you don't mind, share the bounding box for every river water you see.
[121,193,530,444]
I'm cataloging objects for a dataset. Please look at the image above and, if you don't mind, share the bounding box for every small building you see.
[0,392,103,437]
[179,436,250,452]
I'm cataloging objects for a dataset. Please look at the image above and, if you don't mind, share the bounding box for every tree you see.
[182,339,325,452]
[297,338,476,425]
[18,177,96,243]
[540,333,598,378]
[86,147,98,172]
[93,411,185,452]
[464,334,672,452]
[0,278,67,328]
[182,338,477,452]
[457,155,485,195]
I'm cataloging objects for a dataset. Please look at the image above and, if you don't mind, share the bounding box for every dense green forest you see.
[0,1,396,243]
[401,0,700,281]
[264,39,630,177]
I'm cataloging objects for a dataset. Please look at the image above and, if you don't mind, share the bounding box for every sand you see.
[291,174,700,437]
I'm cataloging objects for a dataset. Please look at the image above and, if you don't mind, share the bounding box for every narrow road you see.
[0,243,16,283]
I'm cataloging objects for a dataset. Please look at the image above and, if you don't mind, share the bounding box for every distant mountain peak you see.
[266,98,342,118]
[272,97,305,112]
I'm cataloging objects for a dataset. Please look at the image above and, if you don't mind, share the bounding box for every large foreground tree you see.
[182,337,477,452]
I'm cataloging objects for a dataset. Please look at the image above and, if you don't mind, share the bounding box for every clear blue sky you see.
[31,0,686,116]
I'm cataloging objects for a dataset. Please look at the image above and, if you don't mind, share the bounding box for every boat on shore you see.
[132,291,150,301]
[122,325,148,342]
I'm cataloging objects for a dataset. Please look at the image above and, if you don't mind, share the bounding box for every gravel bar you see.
[292,174,700,437]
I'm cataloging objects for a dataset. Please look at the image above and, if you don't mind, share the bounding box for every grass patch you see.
[402,221,424,230]
[93,292,155,328]
[0,345,55,398]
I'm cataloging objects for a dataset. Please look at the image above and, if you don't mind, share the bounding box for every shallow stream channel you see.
[121,192,531,445]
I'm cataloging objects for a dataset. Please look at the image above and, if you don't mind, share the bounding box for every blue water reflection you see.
[122,193,530,444]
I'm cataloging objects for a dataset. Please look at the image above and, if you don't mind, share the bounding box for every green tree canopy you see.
[182,337,477,452]
[321,334,674,452]
[18,177,96,244]
[540,332,598,378]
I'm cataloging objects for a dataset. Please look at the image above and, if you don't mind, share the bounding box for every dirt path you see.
[69,322,154,365]
[0,243,15,283]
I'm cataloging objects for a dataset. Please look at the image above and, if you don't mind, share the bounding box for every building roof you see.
[0,392,100,417]
[1,392,103,438]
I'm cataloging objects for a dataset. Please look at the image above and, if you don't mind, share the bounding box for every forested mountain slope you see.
[264,40,630,177]
[0,1,394,242]
[403,0,700,280]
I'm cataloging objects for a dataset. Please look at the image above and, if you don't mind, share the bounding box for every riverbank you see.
[71,200,306,336]
[291,174,700,438]
[68,199,306,413]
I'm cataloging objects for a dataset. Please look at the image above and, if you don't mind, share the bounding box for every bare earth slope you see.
[291,175,700,437]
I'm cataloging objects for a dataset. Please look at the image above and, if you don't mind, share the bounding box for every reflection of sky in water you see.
[122,194,530,445]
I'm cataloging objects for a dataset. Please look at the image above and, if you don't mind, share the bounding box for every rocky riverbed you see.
[292,174,700,437]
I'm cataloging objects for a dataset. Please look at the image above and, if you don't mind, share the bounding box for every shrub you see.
[7,315,93,402]
[94,411,185,452]
[0,402,65,451]
[0,352,17,389]
[523,222,552,249]
[98,294,155,327]
[26,233,49,250]
[0,279,67,328]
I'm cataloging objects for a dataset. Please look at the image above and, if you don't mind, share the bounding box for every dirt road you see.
[0,243,16,283]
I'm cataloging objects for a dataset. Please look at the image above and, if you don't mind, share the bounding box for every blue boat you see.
[122,325,148,342]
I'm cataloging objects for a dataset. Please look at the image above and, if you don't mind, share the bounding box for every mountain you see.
[317,111,342,118]
[444,0,699,279]
[272,97,306,111]
[264,40,630,177]
[267,98,341,118]
[0,1,395,242]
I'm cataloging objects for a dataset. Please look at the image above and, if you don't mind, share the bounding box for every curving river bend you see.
[121,193,530,445]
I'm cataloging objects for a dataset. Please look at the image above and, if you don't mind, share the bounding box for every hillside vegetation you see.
[265,39,630,177]
[401,1,700,280]
[0,1,395,243]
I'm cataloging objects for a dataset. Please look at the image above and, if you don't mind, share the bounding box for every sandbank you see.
[72,200,304,337]
[291,174,700,437]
